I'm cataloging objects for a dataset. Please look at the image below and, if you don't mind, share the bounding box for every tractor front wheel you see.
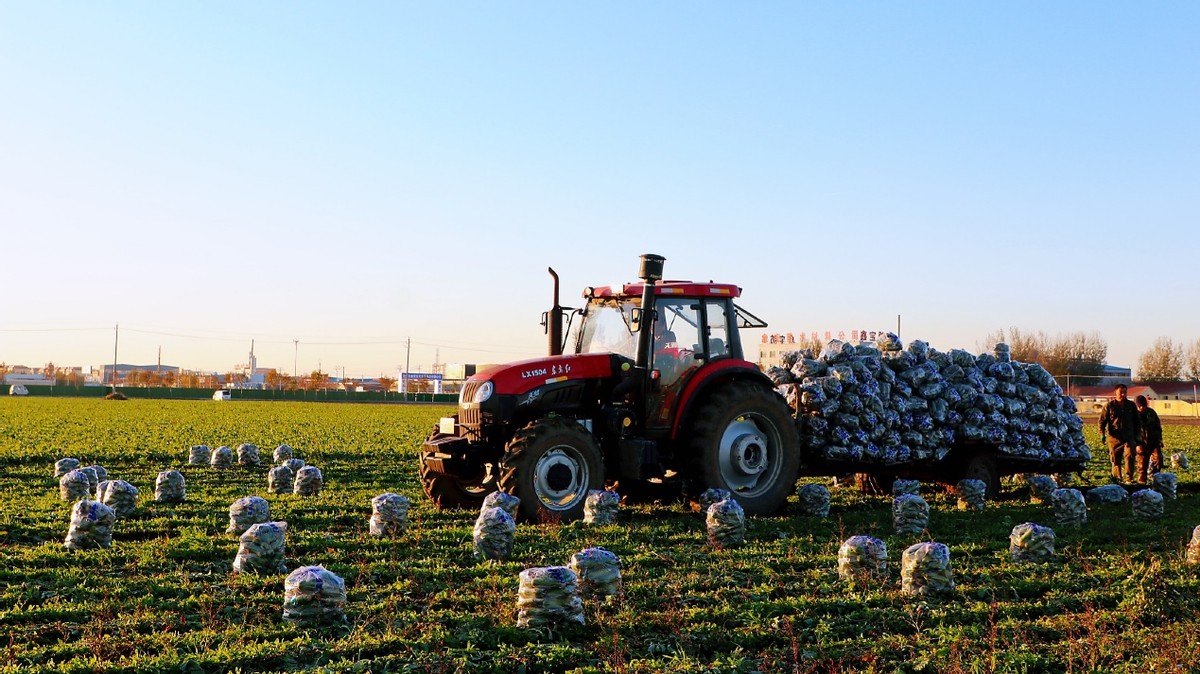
[499,417,604,522]
[689,381,801,515]
[419,450,496,510]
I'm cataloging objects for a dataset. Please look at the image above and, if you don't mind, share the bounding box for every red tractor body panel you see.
[587,281,742,300]
[474,353,616,397]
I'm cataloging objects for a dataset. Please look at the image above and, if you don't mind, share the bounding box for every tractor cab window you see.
[576,299,638,360]
[704,300,730,359]
[652,300,701,386]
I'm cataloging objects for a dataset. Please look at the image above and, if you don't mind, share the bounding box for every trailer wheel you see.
[689,381,801,515]
[419,451,496,510]
[499,417,603,522]
[960,450,1001,499]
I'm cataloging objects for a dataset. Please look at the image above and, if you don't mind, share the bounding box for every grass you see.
[2,398,1200,673]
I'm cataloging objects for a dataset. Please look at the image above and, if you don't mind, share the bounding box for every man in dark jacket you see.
[1134,394,1164,484]
[1099,383,1140,483]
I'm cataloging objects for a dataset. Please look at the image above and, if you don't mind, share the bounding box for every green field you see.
[3,398,1200,673]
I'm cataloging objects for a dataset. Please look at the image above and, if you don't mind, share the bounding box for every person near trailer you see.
[1099,383,1140,483]
[1134,394,1164,484]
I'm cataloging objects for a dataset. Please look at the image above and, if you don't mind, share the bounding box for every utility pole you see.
[293,339,299,381]
[112,323,119,391]
[405,337,411,374]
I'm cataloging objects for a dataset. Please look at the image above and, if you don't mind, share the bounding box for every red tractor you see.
[420,254,800,521]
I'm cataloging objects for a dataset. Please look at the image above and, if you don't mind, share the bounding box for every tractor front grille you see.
[458,382,484,428]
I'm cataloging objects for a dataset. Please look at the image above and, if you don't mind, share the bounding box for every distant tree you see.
[305,370,330,391]
[55,368,84,387]
[1186,338,1200,381]
[265,370,287,390]
[43,362,56,379]
[377,376,396,393]
[1137,337,1184,381]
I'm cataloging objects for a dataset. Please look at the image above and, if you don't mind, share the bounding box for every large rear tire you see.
[419,449,496,510]
[959,449,1001,499]
[689,381,801,515]
[499,417,604,522]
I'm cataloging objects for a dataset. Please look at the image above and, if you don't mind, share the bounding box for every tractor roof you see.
[584,280,742,300]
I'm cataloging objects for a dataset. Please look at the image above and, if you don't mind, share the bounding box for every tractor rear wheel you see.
[688,381,800,515]
[958,448,1001,499]
[419,450,496,510]
[499,417,604,522]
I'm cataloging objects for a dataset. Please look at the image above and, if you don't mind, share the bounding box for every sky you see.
[1,2,1197,379]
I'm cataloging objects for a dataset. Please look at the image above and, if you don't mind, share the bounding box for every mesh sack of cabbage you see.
[568,547,622,597]
[154,470,186,502]
[516,566,585,628]
[1027,475,1058,504]
[369,493,410,536]
[481,491,520,519]
[59,469,91,501]
[268,465,294,494]
[1152,472,1178,501]
[233,521,288,574]
[282,458,306,473]
[955,479,986,511]
[1187,526,1200,566]
[188,445,210,466]
[282,565,347,626]
[1132,489,1164,521]
[1085,484,1129,506]
[837,535,888,587]
[473,506,516,561]
[78,466,99,497]
[210,446,233,469]
[54,457,81,478]
[797,484,831,518]
[64,499,116,550]
[583,490,619,525]
[1051,488,1087,527]
[228,496,270,536]
[706,499,745,548]
[697,487,733,514]
[293,466,323,496]
[1009,523,1055,563]
[273,444,294,463]
[236,443,261,467]
[1171,452,1189,470]
[97,480,139,517]
[892,494,929,536]
[901,542,954,596]
[892,479,921,497]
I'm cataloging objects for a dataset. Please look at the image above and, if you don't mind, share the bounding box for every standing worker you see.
[1099,383,1140,483]
[1134,394,1164,484]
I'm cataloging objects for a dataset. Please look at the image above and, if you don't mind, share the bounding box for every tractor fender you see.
[669,360,776,440]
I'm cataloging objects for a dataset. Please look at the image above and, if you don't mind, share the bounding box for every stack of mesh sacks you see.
[516,566,585,627]
[706,498,745,548]
[98,480,138,517]
[155,470,186,502]
[294,466,323,496]
[64,500,116,550]
[282,565,347,626]
[893,494,929,536]
[797,484,831,518]
[228,496,270,536]
[901,542,954,596]
[234,521,287,574]
[837,535,887,588]
[767,336,1091,468]
[1132,489,1164,521]
[583,490,619,525]
[369,493,410,536]
[568,547,622,597]
[1051,488,1087,527]
[955,479,986,511]
[1009,523,1055,562]
[474,492,518,561]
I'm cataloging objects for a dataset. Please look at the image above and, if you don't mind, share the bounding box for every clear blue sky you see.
[2,2,1197,378]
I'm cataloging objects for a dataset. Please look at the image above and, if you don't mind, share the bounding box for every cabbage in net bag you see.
[1187,525,1200,566]
[154,470,186,503]
[697,487,732,514]
[955,479,986,511]
[59,469,91,502]
[1085,484,1128,506]
[473,506,516,561]
[901,542,954,596]
[369,493,410,536]
[188,445,210,466]
[273,444,294,463]
[798,483,831,518]
[1010,522,1055,563]
[1051,488,1087,527]
[282,458,306,473]
[1152,472,1178,501]
[583,490,619,525]
[892,479,921,497]
[54,458,81,478]
[78,466,99,498]
[64,499,116,550]
[228,496,270,536]
[1027,475,1058,504]
[210,446,233,469]
[234,521,287,574]
[568,547,622,597]
[1171,452,1189,470]
[283,565,347,626]
[1132,489,1164,521]
[293,466,323,496]
[268,465,294,494]
[237,443,261,467]
[98,480,139,517]
[706,499,745,548]
[516,566,585,628]
[481,491,521,519]
[892,494,929,536]
[837,535,887,587]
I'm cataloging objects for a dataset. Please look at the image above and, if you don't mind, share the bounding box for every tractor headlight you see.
[471,380,494,404]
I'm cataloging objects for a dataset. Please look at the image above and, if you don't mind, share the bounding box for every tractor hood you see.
[471,353,619,397]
